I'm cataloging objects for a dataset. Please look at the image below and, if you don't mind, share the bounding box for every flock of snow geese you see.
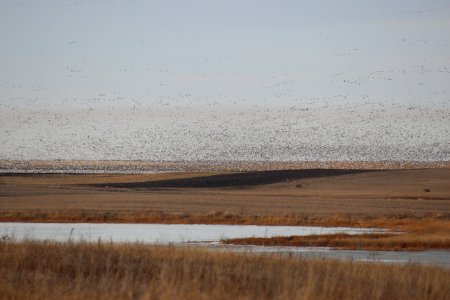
[0,2,449,165]
[0,88,448,163]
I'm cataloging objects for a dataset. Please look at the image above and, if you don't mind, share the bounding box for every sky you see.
[0,0,449,162]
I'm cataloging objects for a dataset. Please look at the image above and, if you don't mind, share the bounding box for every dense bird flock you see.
[0,1,449,165]
[0,97,448,163]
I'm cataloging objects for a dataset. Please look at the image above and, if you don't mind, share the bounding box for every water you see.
[203,244,450,268]
[1,222,448,267]
[0,222,378,244]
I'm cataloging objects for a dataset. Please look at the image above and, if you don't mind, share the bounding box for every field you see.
[1,240,449,300]
[1,168,449,221]
[1,168,450,251]
[1,167,450,299]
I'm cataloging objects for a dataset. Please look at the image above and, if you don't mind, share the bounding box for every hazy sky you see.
[1,1,449,161]
[2,0,450,105]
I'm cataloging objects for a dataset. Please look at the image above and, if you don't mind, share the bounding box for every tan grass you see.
[219,215,450,251]
[2,169,449,219]
[0,210,448,228]
[0,210,450,229]
[0,240,449,300]
[224,232,450,251]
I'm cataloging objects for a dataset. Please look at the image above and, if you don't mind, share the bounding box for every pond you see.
[203,244,450,268]
[0,222,379,243]
[2,222,449,268]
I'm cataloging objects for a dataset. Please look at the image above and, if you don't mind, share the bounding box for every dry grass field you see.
[1,167,450,299]
[1,169,449,219]
[1,168,449,250]
[1,240,449,300]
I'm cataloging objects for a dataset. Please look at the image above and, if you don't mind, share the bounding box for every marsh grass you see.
[1,211,449,228]
[224,232,450,251]
[223,215,450,250]
[0,240,449,300]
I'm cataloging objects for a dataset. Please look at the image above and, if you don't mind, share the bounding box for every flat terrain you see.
[3,168,449,252]
[0,169,449,219]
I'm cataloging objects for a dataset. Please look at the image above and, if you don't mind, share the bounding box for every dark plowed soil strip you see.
[93,169,377,188]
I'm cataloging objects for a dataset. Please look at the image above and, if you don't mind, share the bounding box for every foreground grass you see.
[1,241,449,300]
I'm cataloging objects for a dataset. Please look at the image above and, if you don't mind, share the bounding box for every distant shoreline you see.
[0,159,449,174]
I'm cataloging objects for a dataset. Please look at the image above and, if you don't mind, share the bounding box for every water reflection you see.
[0,222,379,243]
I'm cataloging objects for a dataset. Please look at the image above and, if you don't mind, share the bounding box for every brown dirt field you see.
[0,169,449,220]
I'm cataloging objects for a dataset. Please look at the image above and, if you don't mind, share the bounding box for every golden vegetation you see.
[217,215,450,251]
[0,210,447,227]
[224,232,450,251]
[222,215,450,251]
[1,240,449,300]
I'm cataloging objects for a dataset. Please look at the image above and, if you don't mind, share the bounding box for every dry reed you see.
[1,210,449,228]
[224,232,450,251]
[0,240,449,300]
